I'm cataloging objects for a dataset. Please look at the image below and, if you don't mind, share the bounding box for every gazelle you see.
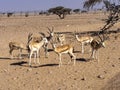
[51,40,76,67]
[57,33,65,45]
[9,42,27,59]
[90,33,106,63]
[28,33,48,66]
[43,27,54,57]
[75,33,93,53]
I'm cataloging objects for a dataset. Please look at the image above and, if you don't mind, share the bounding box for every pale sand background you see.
[0,12,120,90]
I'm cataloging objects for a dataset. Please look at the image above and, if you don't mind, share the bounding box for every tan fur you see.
[28,37,48,66]
[57,34,65,45]
[75,35,93,53]
[55,44,72,53]
[90,39,105,63]
[51,43,76,67]
[9,42,27,59]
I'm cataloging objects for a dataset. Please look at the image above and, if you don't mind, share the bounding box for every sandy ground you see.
[0,12,120,90]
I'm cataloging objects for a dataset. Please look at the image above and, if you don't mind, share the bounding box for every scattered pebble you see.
[13,77,18,80]
[112,64,115,67]
[74,78,77,80]
[3,69,8,72]
[48,71,52,74]
[97,75,105,79]
[35,72,39,74]
[81,77,86,81]
[27,68,32,72]
[104,71,107,74]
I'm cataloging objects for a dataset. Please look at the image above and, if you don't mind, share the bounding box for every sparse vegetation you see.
[48,6,72,19]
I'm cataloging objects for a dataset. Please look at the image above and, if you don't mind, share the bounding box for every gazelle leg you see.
[93,50,96,59]
[45,45,49,58]
[81,43,84,53]
[67,53,72,65]
[9,49,14,59]
[34,52,37,64]
[96,50,99,63]
[19,49,22,59]
[29,51,33,66]
[69,52,76,65]
[59,54,62,67]
[90,49,93,59]
[90,49,95,59]
[37,50,40,65]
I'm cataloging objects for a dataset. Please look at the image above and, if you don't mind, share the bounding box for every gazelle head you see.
[97,32,106,48]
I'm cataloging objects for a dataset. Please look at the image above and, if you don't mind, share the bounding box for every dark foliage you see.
[48,6,72,19]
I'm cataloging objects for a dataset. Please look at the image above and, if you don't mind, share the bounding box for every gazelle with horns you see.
[27,33,48,66]
[50,39,76,67]
[43,27,54,58]
[75,32,93,53]
[90,32,106,63]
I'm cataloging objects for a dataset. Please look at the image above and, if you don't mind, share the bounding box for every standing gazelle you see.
[44,27,54,57]
[75,33,93,53]
[90,33,106,63]
[51,40,76,67]
[28,33,48,66]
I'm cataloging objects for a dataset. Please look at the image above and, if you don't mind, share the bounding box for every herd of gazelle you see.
[9,27,106,66]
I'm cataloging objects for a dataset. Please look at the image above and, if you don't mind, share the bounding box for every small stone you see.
[104,71,107,74]
[74,78,77,80]
[112,64,115,67]
[97,75,105,79]
[27,68,32,72]
[35,72,39,74]
[3,69,8,72]
[81,77,86,81]
[48,71,52,74]
[13,77,17,80]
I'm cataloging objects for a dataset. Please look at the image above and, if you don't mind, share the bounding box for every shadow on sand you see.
[10,60,58,68]
[0,57,11,60]
[39,64,59,67]
[10,61,28,66]
[76,58,91,62]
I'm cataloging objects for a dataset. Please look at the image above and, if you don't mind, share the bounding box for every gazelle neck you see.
[51,43,56,50]
[47,33,53,41]
[75,35,80,41]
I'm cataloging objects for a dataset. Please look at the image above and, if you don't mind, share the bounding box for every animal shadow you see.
[39,63,58,67]
[48,49,54,52]
[0,57,11,60]
[76,58,88,62]
[10,61,27,66]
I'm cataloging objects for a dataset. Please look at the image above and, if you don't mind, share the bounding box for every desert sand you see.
[0,12,120,90]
